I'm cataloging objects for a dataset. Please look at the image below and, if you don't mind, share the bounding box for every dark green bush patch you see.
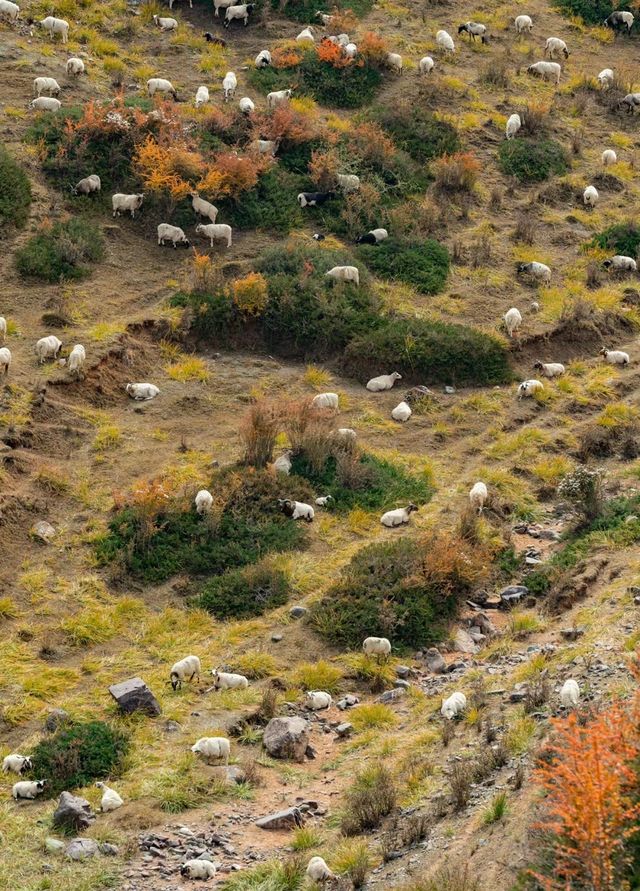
[357,238,450,295]
[498,138,568,183]
[373,103,460,163]
[552,0,613,25]
[0,146,32,230]
[272,0,373,23]
[29,721,129,799]
[221,168,304,232]
[15,218,104,282]
[589,223,640,258]
[197,564,290,619]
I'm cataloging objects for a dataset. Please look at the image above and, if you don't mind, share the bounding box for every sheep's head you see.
[392,372,402,381]
[95,782,105,789]
[36,780,47,790]
[457,23,466,33]
[170,671,181,691]
[407,503,418,514]
[599,348,608,356]
[533,361,543,370]
[602,260,613,269]
[21,758,33,773]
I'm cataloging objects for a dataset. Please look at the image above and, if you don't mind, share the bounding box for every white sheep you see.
[583,185,599,208]
[157,223,190,248]
[366,372,402,392]
[112,193,144,218]
[603,255,637,273]
[597,68,614,89]
[545,37,569,59]
[385,52,403,73]
[39,16,68,42]
[147,78,178,100]
[315,495,333,506]
[213,0,236,16]
[253,138,279,156]
[518,261,551,284]
[527,61,561,85]
[2,754,32,774]
[255,49,271,68]
[195,490,213,514]
[602,149,617,166]
[181,859,217,880]
[211,670,249,691]
[273,451,292,474]
[533,361,565,378]
[267,89,292,109]
[517,379,544,399]
[171,655,202,690]
[514,14,533,34]
[296,27,314,42]
[441,692,466,720]
[458,21,487,43]
[315,11,333,25]
[560,679,580,708]
[190,192,218,224]
[195,85,210,108]
[391,401,412,422]
[337,173,360,192]
[620,93,640,114]
[13,780,46,799]
[600,347,630,366]
[436,30,455,53]
[380,503,417,527]
[419,55,434,75]
[33,76,60,97]
[72,174,101,196]
[469,481,488,514]
[36,335,62,363]
[325,266,359,287]
[0,0,20,23]
[222,71,237,101]
[362,636,391,657]
[506,113,521,139]
[30,97,61,112]
[95,782,123,812]
[504,307,522,337]
[239,97,255,114]
[344,42,357,58]
[312,392,339,410]
[0,317,7,341]
[126,382,160,400]
[278,498,315,521]
[306,857,334,883]
[224,3,253,26]
[191,737,230,764]
[66,344,86,376]
[195,223,232,247]
[153,14,178,31]
[305,691,332,710]
[0,347,11,375]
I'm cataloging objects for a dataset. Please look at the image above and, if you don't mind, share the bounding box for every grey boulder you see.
[109,677,161,716]
[53,792,95,833]
[263,716,310,762]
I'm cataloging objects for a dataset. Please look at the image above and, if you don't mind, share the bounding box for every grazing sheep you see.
[336,428,356,440]
[267,88,292,109]
[312,392,339,409]
[126,382,160,400]
[153,14,178,30]
[0,347,12,375]
[224,3,254,27]
[171,655,202,689]
[583,185,599,208]
[273,450,293,474]
[517,379,544,399]
[195,490,213,514]
[296,26,314,42]
[600,347,630,366]
[13,780,46,800]
[213,0,236,16]
[436,30,455,53]
[545,37,569,59]
[337,173,360,192]
[253,138,279,156]
[0,1,20,23]
[255,50,271,68]
[316,11,333,25]
[147,77,178,100]
[72,174,101,196]
[190,192,218,224]
[391,401,412,422]
[560,679,580,708]
[191,737,231,764]
[278,498,315,522]
[38,16,69,42]
[306,857,334,883]
[620,92,640,113]
[517,261,551,284]
[222,71,237,101]
[380,503,417,527]
[297,190,335,207]
[602,149,617,165]
[441,692,466,720]
[0,317,6,342]
[2,754,32,774]
[419,55,434,75]
[362,636,391,657]
[157,223,190,248]
[597,68,614,89]
[30,96,61,112]
[181,860,217,880]
[66,344,86,376]
[533,361,565,378]
[315,495,334,506]
[366,372,402,392]
[112,193,144,218]
[36,335,62,363]
[385,52,403,73]
[33,77,60,98]
[504,307,522,337]
[344,42,357,58]
[203,31,227,45]
[515,14,533,33]
[506,113,521,139]
[603,255,637,273]
[305,691,332,710]
[604,10,634,34]
[356,228,388,245]
[195,223,232,248]
[195,85,209,107]
[469,481,488,514]
[325,265,359,286]
[95,782,123,812]
[239,96,255,114]
[210,670,249,690]
[458,21,487,43]
[527,61,561,85]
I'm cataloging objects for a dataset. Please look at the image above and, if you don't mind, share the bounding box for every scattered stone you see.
[263,716,310,762]
[336,694,360,710]
[305,744,317,760]
[100,843,120,856]
[31,520,56,543]
[335,722,353,737]
[424,648,446,674]
[447,661,466,673]
[628,586,640,595]
[53,792,95,833]
[289,606,307,619]
[45,838,65,854]
[560,627,585,641]
[222,767,246,785]
[444,385,455,394]
[525,556,542,566]
[109,677,161,717]
[377,687,406,703]
[509,691,526,703]
[396,665,411,679]
[163,720,181,733]
[513,523,528,534]
[539,530,561,541]
[255,807,304,831]
[394,679,410,689]
[500,586,529,608]
[271,633,283,642]
[66,838,99,861]
[453,628,478,654]
[44,708,69,732]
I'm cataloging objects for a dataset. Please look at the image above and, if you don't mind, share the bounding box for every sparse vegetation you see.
[341,764,397,835]
[0,146,31,229]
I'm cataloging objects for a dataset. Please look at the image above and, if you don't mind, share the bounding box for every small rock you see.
[305,744,317,760]
[335,722,353,737]
[424,647,446,674]
[396,665,411,679]
[109,677,161,717]
[444,385,455,394]
[453,628,478,654]
[66,838,99,861]
[509,691,526,703]
[336,694,360,710]
[560,627,585,641]
[271,633,283,642]
[263,717,310,762]
[539,530,561,541]
[31,520,56,543]
[447,661,466,673]
[289,606,307,619]
[222,766,246,785]
[394,679,410,689]
[628,586,640,595]
[53,792,95,833]
[525,556,542,566]
[45,838,65,854]
[163,720,181,733]
[377,688,406,703]
[255,808,304,831]
[44,708,69,732]
[100,843,120,856]
[513,524,528,534]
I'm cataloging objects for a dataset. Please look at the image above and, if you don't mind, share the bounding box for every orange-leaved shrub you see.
[433,152,480,193]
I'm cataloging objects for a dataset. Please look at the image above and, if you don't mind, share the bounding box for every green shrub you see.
[341,765,397,835]
[589,223,640,259]
[374,103,460,163]
[198,564,290,619]
[29,721,129,799]
[552,0,613,25]
[15,218,104,282]
[357,238,449,295]
[272,0,372,22]
[222,858,306,891]
[221,168,303,232]
[498,138,568,183]
[0,146,32,230]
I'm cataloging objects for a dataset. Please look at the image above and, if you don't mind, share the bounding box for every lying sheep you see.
[30,96,61,112]
[147,78,178,100]
[34,76,60,97]
[517,261,551,284]
[337,173,360,192]
[545,37,569,59]
[506,113,521,139]
[195,223,232,248]
[171,655,202,690]
[253,138,279,156]
[344,42,357,58]
[38,16,68,42]
[600,347,629,366]
[312,392,339,409]
[458,21,487,43]
[305,691,332,710]
[315,495,333,506]
[366,372,402,392]
[195,85,209,108]
[533,361,565,378]
[515,14,533,33]
[436,30,455,53]
[597,68,614,89]
[224,3,254,27]
[419,55,434,75]
[222,71,237,101]
[583,185,599,208]
[504,307,522,337]
[210,669,249,690]
[278,498,315,522]
[0,347,11,375]
[191,192,218,224]
[96,782,123,812]
[380,503,417,527]
[356,228,388,245]
[126,382,160,400]
[517,379,544,399]
[560,678,580,708]
[255,49,271,68]
[362,636,391,657]
[36,335,62,363]
[620,93,640,113]
[602,148,617,165]
[306,856,334,883]
[469,481,488,514]
[13,779,46,800]
[325,266,359,287]
[2,754,32,774]
[181,859,217,880]
[391,401,412,422]
[297,191,335,207]
[441,692,466,720]
[296,26,314,42]
[385,52,403,73]
[157,223,190,248]
[239,97,255,114]
[66,343,86,376]
[336,428,356,440]
[72,174,101,196]
[0,0,20,23]
[273,450,293,475]
[267,88,292,109]
[195,490,213,514]
[191,737,230,764]
[153,14,178,31]
[112,193,144,218]
[527,61,561,85]
[603,255,637,273]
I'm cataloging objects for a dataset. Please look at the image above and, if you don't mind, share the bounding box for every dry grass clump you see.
[433,152,480,194]
[240,400,280,468]
[341,765,397,835]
